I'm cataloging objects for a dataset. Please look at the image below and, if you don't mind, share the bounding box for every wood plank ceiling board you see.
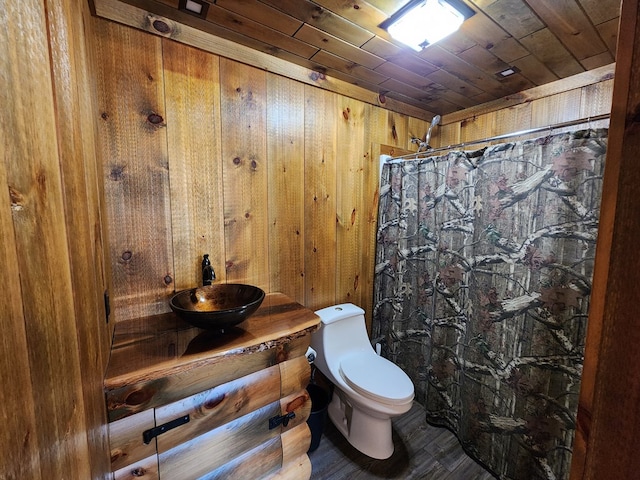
[261,0,376,46]
[511,54,559,85]
[523,0,609,62]
[488,37,530,64]
[315,0,390,34]
[421,44,510,96]
[476,0,545,40]
[374,61,435,90]
[519,28,585,77]
[459,9,513,51]
[295,24,386,69]
[426,68,486,99]
[456,44,511,76]
[214,0,303,35]
[310,49,390,85]
[437,29,479,55]
[597,17,620,54]
[579,0,622,25]
[95,0,621,118]
[200,3,320,58]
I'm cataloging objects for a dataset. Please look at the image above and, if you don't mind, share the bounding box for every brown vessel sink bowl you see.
[170,284,265,330]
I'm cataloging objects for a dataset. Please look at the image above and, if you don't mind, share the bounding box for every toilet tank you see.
[311,304,374,375]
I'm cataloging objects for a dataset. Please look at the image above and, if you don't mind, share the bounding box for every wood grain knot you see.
[125,389,153,406]
[8,185,24,211]
[275,345,288,363]
[164,275,173,285]
[131,467,146,477]
[233,157,241,165]
[250,159,258,170]
[310,71,326,81]
[152,20,171,34]
[204,394,225,410]
[110,449,124,463]
[147,113,164,125]
[121,251,133,262]
[109,165,125,181]
[287,393,309,412]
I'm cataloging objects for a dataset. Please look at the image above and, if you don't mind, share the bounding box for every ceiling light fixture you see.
[496,66,520,79]
[179,0,209,18]
[381,0,475,51]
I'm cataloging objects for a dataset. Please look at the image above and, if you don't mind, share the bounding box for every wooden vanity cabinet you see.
[105,293,318,480]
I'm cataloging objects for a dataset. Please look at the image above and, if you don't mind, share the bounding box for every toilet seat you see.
[339,353,414,405]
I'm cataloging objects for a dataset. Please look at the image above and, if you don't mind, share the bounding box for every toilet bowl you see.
[311,303,414,459]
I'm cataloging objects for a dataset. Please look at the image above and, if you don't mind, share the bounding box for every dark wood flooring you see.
[308,401,495,480]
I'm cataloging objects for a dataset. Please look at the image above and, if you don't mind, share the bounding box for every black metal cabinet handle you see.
[269,412,295,430]
[142,414,190,444]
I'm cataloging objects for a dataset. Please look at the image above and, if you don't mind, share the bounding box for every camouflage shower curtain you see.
[372,129,607,480]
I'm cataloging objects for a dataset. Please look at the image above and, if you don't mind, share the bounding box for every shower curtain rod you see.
[388,112,610,161]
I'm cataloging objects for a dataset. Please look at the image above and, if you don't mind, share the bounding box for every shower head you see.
[424,115,441,149]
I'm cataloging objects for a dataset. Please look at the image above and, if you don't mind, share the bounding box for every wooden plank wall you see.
[92,18,430,328]
[0,0,112,479]
[433,64,614,149]
[93,18,614,334]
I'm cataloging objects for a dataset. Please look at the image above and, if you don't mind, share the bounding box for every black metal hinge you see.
[143,414,190,444]
[104,290,110,324]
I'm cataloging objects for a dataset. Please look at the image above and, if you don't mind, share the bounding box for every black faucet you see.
[202,254,216,286]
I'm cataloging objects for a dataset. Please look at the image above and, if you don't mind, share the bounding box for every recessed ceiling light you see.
[179,0,209,18]
[381,0,475,51]
[496,66,520,79]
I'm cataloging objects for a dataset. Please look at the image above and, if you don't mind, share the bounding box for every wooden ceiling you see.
[107,0,620,117]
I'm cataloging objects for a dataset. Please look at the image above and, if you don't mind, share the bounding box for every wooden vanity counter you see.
[104,292,320,480]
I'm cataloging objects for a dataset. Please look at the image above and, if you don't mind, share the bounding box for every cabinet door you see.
[109,409,157,473]
[158,400,283,479]
[155,365,281,454]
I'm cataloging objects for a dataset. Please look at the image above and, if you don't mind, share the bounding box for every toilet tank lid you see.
[315,303,365,325]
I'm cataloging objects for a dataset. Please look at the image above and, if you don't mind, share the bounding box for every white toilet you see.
[311,303,414,459]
